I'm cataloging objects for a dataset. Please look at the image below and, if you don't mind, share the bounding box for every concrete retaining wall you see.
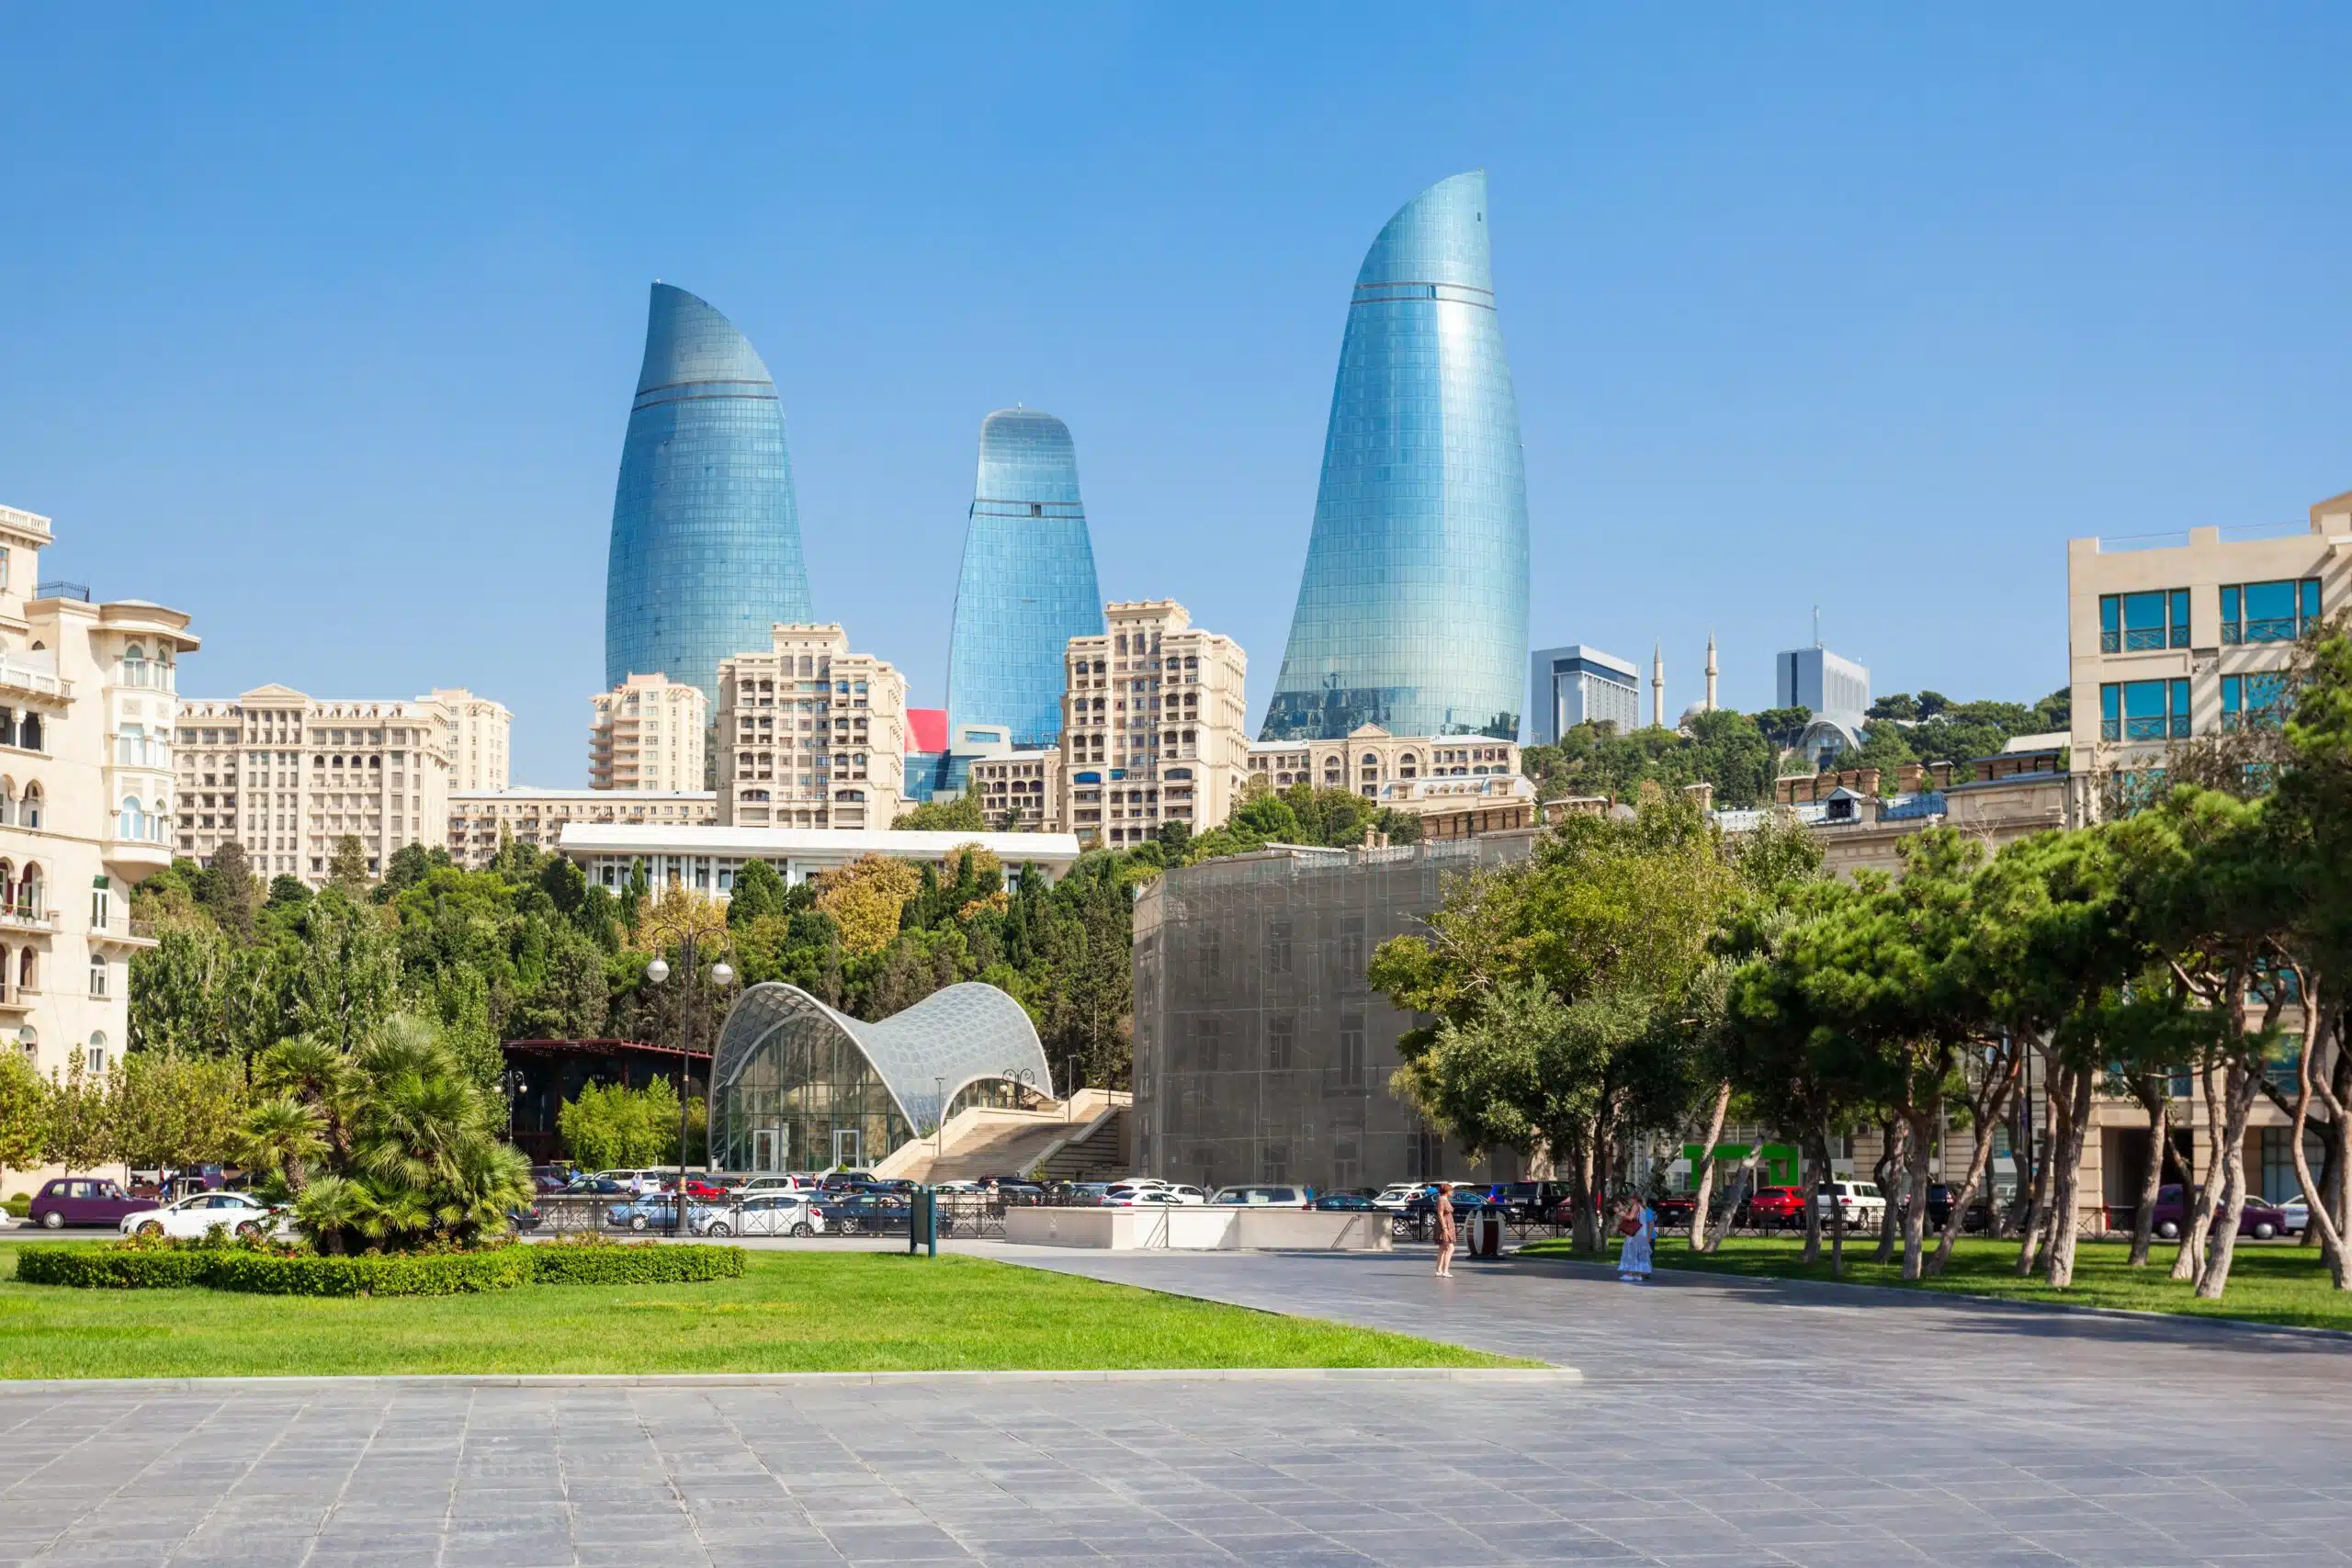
[1001,1206,1391,1251]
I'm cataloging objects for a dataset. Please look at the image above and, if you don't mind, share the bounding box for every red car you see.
[1743,1186,1809,1230]
[27,1177,148,1230]
[662,1177,732,1201]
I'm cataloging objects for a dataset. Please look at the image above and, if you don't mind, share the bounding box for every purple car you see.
[2150,1184,2289,1242]
[27,1177,147,1230]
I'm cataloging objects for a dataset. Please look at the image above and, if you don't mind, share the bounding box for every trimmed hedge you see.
[14,1242,744,1296]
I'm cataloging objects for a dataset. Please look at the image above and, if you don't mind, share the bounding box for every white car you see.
[933,1180,986,1194]
[2277,1193,2309,1236]
[699,1193,826,1238]
[1208,1185,1312,1209]
[1105,1185,1209,1207]
[1371,1184,1419,1213]
[1814,1181,1889,1227]
[738,1173,820,1197]
[119,1190,293,1241]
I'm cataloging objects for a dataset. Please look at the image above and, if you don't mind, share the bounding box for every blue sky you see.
[4,7,2347,783]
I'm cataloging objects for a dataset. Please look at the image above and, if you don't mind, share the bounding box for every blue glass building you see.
[944,409,1105,749]
[605,284,813,701]
[1260,171,1530,741]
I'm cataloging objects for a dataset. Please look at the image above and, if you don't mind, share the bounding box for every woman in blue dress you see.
[1617,1196,1656,1282]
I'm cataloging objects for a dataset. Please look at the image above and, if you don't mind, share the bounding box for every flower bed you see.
[15,1238,744,1296]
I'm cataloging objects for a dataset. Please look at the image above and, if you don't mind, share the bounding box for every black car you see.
[563,1177,628,1196]
[820,1170,879,1192]
[1491,1180,1575,1224]
[818,1193,911,1235]
[1922,1183,1996,1234]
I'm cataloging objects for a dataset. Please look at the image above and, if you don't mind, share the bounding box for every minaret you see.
[1651,641,1666,729]
[1704,633,1719,713]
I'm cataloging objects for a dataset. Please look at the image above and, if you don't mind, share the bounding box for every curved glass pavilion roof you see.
[945,410,1105,750]
[1261,171,1530,742]
[605,283,814,702]
[710,981,1053,1169]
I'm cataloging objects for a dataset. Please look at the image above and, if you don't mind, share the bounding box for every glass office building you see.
[1261,171,1530,742]
[605,284,813,702]
[945,410,1104,749]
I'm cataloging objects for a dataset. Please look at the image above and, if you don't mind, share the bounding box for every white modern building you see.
[555,822,1082,897]
[1526,645,1640,743]
[447,787,717,868]
[1775,644,1871,726]
[0,501,198,1192]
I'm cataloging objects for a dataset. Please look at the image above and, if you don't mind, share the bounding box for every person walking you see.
[1617,1195,1657,1282]
[1433,1181,1457,1278]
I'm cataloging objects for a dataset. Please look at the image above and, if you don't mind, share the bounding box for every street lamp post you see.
[644,938,733,1238]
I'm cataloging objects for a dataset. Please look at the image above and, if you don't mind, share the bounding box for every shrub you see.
[2,1193,28,1219]
[14,1239,744,1294]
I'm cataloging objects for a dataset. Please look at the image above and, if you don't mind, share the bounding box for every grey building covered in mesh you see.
[1132,837,1536,1193]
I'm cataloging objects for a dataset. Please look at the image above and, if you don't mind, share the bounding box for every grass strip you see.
[1519,1234,2352,1331]
[0,1243,1526,1379]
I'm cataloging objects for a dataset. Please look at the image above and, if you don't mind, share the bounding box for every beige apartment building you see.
[716,625,909,830]
[590,672,707,793]
[1059,600,1250,849]
[447,787,716,868]
[2067,489,2352,818]
[0,502,198,1193]
[174,689,456,884]
[967,751,1061,830]
[425,687,512,792]
[1246,727,1532,821]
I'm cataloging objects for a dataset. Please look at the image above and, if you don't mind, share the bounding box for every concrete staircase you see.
[874,1089,1132,1184]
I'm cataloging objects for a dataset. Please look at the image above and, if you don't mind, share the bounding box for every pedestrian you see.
[1433,1181,1457,1278]
[1617,1195,1657,1283]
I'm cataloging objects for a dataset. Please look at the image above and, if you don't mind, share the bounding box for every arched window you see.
[121,645,147,686]
[26,784,45,829]
[0,779,14,828]
[18,948,33,994]
[118,797,145,840]
[17,1026,34,1058]
[86,1032,107,1075]
[17,863,40,915]
[17,714,40,752]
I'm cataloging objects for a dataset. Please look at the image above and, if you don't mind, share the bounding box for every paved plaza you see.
[2,1243,2347,1567]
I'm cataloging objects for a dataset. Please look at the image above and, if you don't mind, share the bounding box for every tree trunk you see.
[1928,1041,2019,1277]
[1826,1122,1846,1279]
[2174,1047,2224,1281]
[1871,1118,1901,1265]
[2015,1076,2055,1276]
[2195,1061,2263,1299]
[2127,1079,2168,1268]
[2284,1006,2348,1287]
[1999,1072,2035,1238]
[1800,1139,1825,1265]
[1900,1103,1937,1280]
[2043,1063,2097,1289]
[1705,1143,1763,1252]
[1567,1133,1600,1255]
[1687,1080,1733,1252]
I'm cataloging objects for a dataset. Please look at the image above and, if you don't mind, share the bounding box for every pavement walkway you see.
[1,1239,2346,1566]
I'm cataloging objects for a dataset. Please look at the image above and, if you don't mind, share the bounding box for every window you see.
[2221,579,2321,645]
[1266,919,1292,974]
[2099,591,2190,653]
[86,1033,106,1075]
[2221,671,2292,731]
[2099,679,2190,742]
[1267,1014,1294,1069]
[88,958,107,999]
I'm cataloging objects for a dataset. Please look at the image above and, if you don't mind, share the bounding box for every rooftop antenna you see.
[1813,605,1821,649]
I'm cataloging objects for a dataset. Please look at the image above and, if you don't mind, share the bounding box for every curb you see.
[1512,1250,2352,1347]
[0,1367,1579,1395]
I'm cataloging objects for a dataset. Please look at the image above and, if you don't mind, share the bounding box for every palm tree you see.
[232,1096,328,1195]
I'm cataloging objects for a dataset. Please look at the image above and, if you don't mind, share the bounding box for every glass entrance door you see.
[752,1128,780,1173]
[831,1127,862,1169]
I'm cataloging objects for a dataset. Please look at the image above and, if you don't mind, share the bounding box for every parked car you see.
[1815,1180,1889,1228]
[933,1179,986,1194]
[27,1177,148,1231]
[1922,1183,1996,1234]
[1371,1184,1419,1212]
[1744,1186,1809,1230]
[661,1177,731,1201]
[700,1193,826,1238]
[1209,1185,1312,1208]
[1651,1193,1699,1230]
[564,1176,628,1196]
[1311,1192,1378,1212]
[2277,1193,2310,1236]
[1488,1180,1575,1224]
[604,1197,718,1233]
[2149,1185,2290,1241]
[738,1173,820,1197]
[1106,1185,1208,1207]
[819,1170,878,1192]
[118,1190,292,1241]
[819,1192,912,1235]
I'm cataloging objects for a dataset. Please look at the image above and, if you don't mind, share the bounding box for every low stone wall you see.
[1001,1206,1391,1252]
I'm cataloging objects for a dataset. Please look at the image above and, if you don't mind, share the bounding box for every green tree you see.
[893,795,987,831]
[40,1053,114,1175]
[109,1050,248,1173]
[287,889,401,1051]
[328,834,373,896]
[0,1047,46,1175]
[195,840,259,938]
[727,857,786,928]
[557,1077,681,1170]
[266,874,312,911]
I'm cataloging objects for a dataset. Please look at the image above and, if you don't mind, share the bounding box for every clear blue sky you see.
[4,7,2347,784]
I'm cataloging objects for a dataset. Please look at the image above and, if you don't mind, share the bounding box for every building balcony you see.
[0,656,71,705]
[0,987,38,1015]
[89,916,158,951]
[0,904,58,934]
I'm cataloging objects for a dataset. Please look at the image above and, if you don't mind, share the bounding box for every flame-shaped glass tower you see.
[605,283,813,701]
[1260,171,1530,741]
[945,409,1104,749]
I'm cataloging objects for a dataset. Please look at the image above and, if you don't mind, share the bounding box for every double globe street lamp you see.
[643,946,733,1236]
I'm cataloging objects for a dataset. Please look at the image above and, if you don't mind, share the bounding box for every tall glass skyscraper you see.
[1260,171,1530,741]
[945,409,1104,749]
[605,283,813,702]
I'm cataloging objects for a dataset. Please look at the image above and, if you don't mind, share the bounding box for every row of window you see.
[2099,578,2323,653]
[2098,671,2293,741]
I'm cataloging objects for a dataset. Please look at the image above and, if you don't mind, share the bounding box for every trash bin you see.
[1476,1210,1503,1258]
[909,1190,937,1258]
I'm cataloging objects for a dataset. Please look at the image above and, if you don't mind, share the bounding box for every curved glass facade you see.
[709,979,1052,1172]
[605,284,814,702]
[945,410,1105,750]
[1261,172,1530,742]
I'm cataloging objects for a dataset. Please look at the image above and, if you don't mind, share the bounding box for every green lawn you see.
[0,1242,1521,1379]
[1520,1233,2352,1331]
